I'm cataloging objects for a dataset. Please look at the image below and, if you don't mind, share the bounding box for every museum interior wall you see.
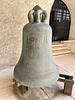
[0,0,75,68]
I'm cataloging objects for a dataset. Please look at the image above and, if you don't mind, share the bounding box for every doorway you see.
[49,0,71,41]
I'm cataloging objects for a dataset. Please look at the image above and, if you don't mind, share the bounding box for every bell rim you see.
[14,69,59,87]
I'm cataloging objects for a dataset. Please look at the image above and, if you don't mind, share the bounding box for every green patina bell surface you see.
[14,5,59,87]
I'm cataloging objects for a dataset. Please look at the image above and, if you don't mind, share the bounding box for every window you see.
[49,0,71,41]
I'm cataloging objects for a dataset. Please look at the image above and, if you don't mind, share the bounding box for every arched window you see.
[49,0,71,41]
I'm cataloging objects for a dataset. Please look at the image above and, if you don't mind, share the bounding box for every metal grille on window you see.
[49,0,71,41]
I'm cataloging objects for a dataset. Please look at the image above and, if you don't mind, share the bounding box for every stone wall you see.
[0,0,75,68]
[0,0,54,68]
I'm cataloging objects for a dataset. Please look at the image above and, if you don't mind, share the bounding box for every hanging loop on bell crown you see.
[28,10,35,23]
[35,10,43,23]
[42,10,48,23]
[28,5,48,24]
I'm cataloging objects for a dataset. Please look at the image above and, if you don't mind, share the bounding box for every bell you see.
[14,5,59,87]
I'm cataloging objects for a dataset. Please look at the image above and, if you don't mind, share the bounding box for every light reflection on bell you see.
[14,5,59,87]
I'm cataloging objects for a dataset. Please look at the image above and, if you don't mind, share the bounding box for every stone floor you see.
[0,53,75,100]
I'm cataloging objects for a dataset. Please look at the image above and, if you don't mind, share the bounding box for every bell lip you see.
[14,73,59,88]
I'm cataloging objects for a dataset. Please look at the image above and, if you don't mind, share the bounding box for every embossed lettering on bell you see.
[14,5,59,87]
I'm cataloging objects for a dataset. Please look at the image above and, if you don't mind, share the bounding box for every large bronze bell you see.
[14,6,59,87]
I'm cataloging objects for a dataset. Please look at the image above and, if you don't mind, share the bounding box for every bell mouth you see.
[14,67,59,88]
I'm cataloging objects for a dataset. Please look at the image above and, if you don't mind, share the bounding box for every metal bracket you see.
[13,80,28,95]
[58,74,74,95]
[13,74,74,96]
